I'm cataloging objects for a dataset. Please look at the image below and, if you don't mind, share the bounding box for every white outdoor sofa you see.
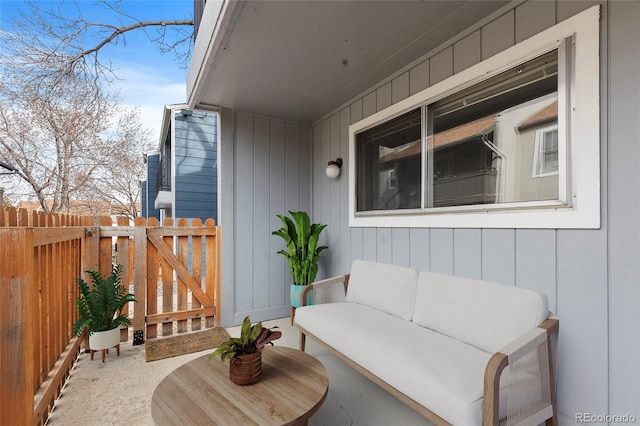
[295,260,559,426]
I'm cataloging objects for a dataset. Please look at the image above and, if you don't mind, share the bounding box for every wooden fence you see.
[0,208,220,425]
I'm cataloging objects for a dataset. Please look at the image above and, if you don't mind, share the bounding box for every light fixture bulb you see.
[325,158,343,179]
[326,163,340,178]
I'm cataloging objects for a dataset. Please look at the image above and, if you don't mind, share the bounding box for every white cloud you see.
[109,62,187,144]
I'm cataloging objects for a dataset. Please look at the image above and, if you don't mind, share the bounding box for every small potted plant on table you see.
[72,264,136,362]
[209,316,281,385]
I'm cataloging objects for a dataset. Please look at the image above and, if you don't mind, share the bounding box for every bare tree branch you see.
[0,0,193,99]
[77,19,193,59]
[0,1,189,214]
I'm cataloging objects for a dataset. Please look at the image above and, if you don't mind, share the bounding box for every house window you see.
[348,6,600,229]
[356,108,421,211]
[532,125,559,177]
[356,50,560,211]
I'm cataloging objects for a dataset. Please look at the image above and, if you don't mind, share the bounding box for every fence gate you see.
[101,216,224,361]
[1,209,225,425]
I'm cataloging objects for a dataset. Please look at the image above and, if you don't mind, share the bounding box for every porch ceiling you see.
[187,1,510,123]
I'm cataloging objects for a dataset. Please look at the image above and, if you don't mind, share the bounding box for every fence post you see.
[177,218,189,333]
[132,217,147,345]
[0,227,35,425]
[117,216,131,342]
[83,216,99,272]
[82,216,99,352]
[146,217,159,339]
[191,218,203,331]
[161,218,174,336]
[98,216,112,276]
[205,218,219,327]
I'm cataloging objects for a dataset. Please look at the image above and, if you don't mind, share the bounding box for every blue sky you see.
[0,0,194,144]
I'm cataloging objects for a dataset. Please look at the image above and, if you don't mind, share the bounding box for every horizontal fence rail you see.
[0,207,220,425]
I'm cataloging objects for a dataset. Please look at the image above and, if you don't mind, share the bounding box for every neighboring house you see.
[141,104,218,224]
[141,152,161,221]
[187,1,639,423]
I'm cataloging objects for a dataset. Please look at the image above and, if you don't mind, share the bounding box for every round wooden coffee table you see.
[151,346,329,425]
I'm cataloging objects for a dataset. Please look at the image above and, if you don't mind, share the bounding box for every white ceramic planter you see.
[89,327,120,351]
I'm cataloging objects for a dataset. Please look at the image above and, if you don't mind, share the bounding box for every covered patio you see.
[45,317,430,425]
[2,1,638,424]
[187,1,640,425]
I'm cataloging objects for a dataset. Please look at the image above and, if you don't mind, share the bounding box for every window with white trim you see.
[348,6,600,229]
[356,51,560,212]
[532,125,559,178]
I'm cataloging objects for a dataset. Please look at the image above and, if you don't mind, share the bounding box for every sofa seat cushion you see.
[345,260,418,321]
[413,272,548,354]
[295,302,492,426]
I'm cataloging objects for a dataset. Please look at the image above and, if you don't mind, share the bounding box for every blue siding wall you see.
[174,111,218,223]
[141,179,148,217]
[145,153,161,220]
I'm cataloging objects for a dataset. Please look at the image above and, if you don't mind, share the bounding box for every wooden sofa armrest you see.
[483,317,560,426]
[297,274,350,351]
[301,274,350,307]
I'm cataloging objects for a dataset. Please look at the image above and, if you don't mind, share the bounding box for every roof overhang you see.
[187,0,512,123]
[157,103,188,151]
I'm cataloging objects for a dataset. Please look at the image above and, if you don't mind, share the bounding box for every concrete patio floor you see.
[46,317,431,426]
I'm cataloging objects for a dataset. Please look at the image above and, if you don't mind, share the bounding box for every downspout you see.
[482,133,505,203]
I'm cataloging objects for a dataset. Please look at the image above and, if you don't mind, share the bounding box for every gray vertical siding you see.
[215,0,638,421]
[453,229,482,280]
[310,1,639,423]
[233,112,311,324]
[173,112,218,222]
[607,0,640,417]
[218,108,235,327]
[482,229,515,285]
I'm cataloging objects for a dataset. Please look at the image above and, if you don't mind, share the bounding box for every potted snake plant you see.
[272,211,328,313]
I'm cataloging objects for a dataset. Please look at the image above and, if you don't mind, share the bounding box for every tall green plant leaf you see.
[272,211,328,286]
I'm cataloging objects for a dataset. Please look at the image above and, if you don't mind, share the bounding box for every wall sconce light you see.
[325,158,343,179]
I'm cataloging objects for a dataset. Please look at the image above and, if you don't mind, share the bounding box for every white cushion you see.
[413,272,548,353]
[344,260,418,320]
[295,302,490,425]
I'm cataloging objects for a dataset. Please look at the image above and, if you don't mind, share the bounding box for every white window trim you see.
[348,5,600,229]
[532,124,560,178]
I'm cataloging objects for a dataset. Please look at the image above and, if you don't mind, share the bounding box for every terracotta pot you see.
[229,350,262,385]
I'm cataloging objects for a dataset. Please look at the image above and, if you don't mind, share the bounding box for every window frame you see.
[348,6,600,229]
[532,124,560,178]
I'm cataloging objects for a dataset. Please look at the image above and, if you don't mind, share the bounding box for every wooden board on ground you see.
[145,327,230,362]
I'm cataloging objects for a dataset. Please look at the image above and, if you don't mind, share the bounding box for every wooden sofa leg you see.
[299,333,306,352]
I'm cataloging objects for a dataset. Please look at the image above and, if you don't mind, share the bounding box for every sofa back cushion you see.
[413,272,548,353]
[345,260,418,321]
